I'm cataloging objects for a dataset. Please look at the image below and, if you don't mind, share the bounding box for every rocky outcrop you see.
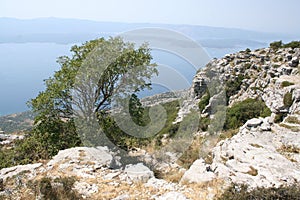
[181,117,300,188]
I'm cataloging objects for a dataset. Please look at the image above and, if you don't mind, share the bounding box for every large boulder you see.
[181,159,215,184]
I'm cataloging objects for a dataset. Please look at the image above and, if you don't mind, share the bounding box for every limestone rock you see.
[246,118,263,128]
[181,159,215,183]
[0,163,42,182]
[124,163,154,182]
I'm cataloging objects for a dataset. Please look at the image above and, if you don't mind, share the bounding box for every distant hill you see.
[0,111,34,133]
[0,17,297,45]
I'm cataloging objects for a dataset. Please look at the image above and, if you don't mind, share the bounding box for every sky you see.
[1,0,300,34]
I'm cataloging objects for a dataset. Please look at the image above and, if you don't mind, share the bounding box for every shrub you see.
[270,40,283,49]
[281,81,295,88]
[224,98,271,130]
[29,176,81,200]
[225,74,244,103]
[283,41,300,49]
[283,92,293,107]
[218,183,300,200]
[274,113,286,123]
[198,92,210,113]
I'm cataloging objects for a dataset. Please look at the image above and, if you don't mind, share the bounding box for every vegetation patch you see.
[247,166,258,176]
[279,123,300,132]
[224,98,271,130]
[198,92,210,113]
[218,183,300,200]
[27,176,81,200]
[270,40,300,49]
[281,81,295,88]
[285,116,300,124]
[283,92,293,107]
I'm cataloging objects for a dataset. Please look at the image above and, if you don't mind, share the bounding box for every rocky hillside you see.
[0,46,300,199]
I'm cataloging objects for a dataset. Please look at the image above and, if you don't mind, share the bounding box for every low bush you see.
[225,74,244,103]
[28,176,81,200]
[224,98,271,130]
[283,92,293,107]
[218,183,300,200]
[281,81,295,88]
[198,92,210,113]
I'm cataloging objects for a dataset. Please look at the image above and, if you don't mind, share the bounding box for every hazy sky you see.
[1,0,300,34]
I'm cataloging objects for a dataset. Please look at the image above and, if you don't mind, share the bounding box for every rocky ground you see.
[0,47,300,199]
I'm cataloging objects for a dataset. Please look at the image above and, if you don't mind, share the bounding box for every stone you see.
[73,182,98,198]
[289,57,299,67]
[124,163,154,182]
[246,118,262,128]
[47,147,113,168]
[181,159,215,183]
[0,163,42,182]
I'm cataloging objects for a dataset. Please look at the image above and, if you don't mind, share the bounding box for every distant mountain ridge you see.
[0,17,297,45]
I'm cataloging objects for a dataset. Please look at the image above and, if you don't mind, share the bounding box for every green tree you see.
[27,37,157,155]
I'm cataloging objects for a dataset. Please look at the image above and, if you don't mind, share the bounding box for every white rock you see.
[47,147,113,168]
[124,163,154,182]
[73,182,98,198]
[181,159,215,183]
[246,118,262,128]
[0,163,42,182]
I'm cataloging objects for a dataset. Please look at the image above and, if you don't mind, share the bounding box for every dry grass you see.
[182,178,226,200]
[250,143,263,148]
[285,116,300,124]
[246,166,258,176]
[279,123,300,132]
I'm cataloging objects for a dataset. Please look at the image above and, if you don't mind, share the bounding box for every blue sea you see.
[0,42,240,116]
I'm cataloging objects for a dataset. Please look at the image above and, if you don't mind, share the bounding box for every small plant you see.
[218,183,300,200]
[30,176,81,200]
[281,81,295,88]
[274,113,285,123]
[285,116,300,124]
[224,98,271,130]
[198,91,210,113]
[279,123,300,132]
[283,92,293,107]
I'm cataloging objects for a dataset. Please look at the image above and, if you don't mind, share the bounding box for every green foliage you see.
[129,94,148,126]
[281,81,295,88]
[29,176,81,200]
[224,98,271,130]
[198,92,210,113]
[99,100,180,150]
[17,37,157,159]
[245,48,251,53]
[270,40,300,49]
[225,74,244,103]
[283,41,300,49]
[270,40,283,49]
[283,92,293,107]
[274,113,286,123]
[199,116,210,131]
[218,183,300,200]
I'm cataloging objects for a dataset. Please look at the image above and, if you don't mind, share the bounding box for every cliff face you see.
[1,47,300,199]
[181,47,300,189]
[192,47,300,114]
